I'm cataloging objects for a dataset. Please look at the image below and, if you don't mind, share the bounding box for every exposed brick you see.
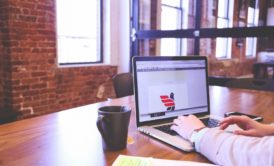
[37,5,53,11]
[13,85,30,91]
[31,83,47,89]
[1,0,118,120]
[13,2,36,9]
[31,71,47,77]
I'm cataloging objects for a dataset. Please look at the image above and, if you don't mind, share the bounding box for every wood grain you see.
[0,86,274,166]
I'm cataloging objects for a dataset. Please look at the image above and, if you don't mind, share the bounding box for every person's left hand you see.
[171,115,205,140]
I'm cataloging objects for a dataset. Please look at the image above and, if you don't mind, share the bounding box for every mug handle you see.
[96,115,111,146]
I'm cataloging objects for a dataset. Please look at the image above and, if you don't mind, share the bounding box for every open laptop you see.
[132,56,222,152]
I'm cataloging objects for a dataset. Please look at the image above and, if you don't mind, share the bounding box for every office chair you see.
[112,72,134,98]
[225,78,274,91]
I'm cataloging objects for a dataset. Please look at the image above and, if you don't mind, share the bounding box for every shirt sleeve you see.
[196,128,274,166]
[190,127,209,152]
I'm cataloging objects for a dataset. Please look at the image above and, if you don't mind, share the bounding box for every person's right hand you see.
[219,115,274,137]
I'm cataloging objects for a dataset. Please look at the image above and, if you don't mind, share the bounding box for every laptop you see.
[132,56,222,152]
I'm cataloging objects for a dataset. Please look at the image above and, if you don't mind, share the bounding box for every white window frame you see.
[56,0,102,66]
[246,4,259,57]
[215,0,234,59]
[160,0,189,56]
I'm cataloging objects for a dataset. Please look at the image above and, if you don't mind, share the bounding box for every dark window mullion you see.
[194,0,201,55]
[200,27,274,38]
[137,29,196,39]
[131,0,139,58]
[136,26,274,39]
[179,0,183,55]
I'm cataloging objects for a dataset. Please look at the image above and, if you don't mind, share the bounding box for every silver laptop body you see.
[132,56,222,152]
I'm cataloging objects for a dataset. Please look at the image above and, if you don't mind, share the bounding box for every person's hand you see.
[171,115,205,140]
[219,115,274,137]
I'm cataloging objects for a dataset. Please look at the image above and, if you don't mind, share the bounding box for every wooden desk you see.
[1,86,274,166]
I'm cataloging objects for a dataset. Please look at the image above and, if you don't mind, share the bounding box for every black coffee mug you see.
[96,106,131,150]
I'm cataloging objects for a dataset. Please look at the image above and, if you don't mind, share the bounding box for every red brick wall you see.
[55,66,117,111]
[2,0,117,119]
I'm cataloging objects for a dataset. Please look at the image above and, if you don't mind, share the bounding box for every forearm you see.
[263,124,274,136]
[197,128,274,166]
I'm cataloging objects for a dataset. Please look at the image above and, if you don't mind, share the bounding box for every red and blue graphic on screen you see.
[160,92,175,111]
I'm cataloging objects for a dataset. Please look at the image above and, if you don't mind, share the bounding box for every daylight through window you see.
[215,0,234,59]
[56,0,101,65]
[246,1,259,57]
[160,0,189,56]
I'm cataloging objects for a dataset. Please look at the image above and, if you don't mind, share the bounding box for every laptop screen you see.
[133,56,210,124]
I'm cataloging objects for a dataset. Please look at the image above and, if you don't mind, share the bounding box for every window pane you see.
[247,7,255,24]
[246,37,257,57]
[139,0,195,30]
[267,8,274,26]
[254,8,259,26]
[202,0,234,28]
[201,0,266,28]
[138,38,194,56]
[247,7,260,26]
[57,0,101,64]
[217,18,229,28]
[162,0,181,7]
[161,38,178,56]
[218,0,228,18]
[216,38,231,58]
[161,5,181,30]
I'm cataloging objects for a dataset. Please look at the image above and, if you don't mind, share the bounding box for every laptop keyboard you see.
[201,118,220,128]
[154,124,178,136]
[154,118,219,136]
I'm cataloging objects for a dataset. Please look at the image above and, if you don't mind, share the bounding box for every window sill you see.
[245,56,256,60]
[216,57,231,61]
[57,62,116,68]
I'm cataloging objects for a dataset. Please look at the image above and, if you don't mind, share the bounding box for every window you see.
[215,0,234,59]
[56,0,102,65]
[132,0,273,64]
[160,0,189,56]
[246,1,259,57]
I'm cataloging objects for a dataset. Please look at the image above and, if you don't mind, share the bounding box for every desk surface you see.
[1,86,274,166]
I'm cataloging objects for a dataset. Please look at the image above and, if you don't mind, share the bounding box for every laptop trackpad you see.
[138,126,194,152]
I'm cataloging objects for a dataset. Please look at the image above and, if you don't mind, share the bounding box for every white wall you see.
[104,0,131,73]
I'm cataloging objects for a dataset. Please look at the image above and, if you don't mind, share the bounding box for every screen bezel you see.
[132,56,211,127]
